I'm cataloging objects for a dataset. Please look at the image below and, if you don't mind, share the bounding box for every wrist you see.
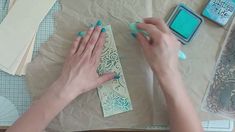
[46,78,76,104]
[155,66,186,95]
[157,67,181,85]
[153,65,180,79]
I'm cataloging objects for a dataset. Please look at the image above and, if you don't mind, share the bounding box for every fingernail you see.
[96,20,102,27]
[101,28,106,33]
[129,23,138,34]
[77,31,86,37]
[178,50,187,60]
[89,24,94,28]
[114,75,120,80]
[131,32,137,38]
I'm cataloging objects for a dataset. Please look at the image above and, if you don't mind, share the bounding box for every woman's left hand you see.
[54,23,115,101]
[6,21,115,132]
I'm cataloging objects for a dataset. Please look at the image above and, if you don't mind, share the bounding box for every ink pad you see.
[167,4,204,44]
[202,0,235,26]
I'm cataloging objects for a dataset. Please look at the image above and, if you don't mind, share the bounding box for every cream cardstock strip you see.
[16,36,35,76]
[8,0,15,10]
[8,0,35,76]
[19,40,34,75]
[97,25,133,117]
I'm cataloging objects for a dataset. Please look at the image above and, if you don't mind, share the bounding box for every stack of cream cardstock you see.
[0,0,56,75]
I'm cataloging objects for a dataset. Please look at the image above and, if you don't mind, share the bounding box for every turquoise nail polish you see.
[178,50,187,60]
[135,21,142,25]
[77,31,86,37]
[76,32,80,36]
[101,28,106,33]
[114,75,120,80]
[131,32,137,38]
[96,20,102,27]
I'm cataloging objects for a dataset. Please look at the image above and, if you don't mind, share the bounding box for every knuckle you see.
[147,24,155,29]
[97,42,103,47]
[159,19,165,25]
[154,17,163,23]
[79,43,86,50]
[156,19,166,29]
[89,37,97,44]
[100,34,105,40]
[86,30,93,37]
[95,27,101,32]
[81,51,89,59]
[72,41,77,48]
[95,44,102,52]
[70,46,75,52]
[70,49,75,54]
[157,18,164,22]
[80,42,85,47]
[139,23,147,29]
[75,37,80,41]
[157,33,166,43]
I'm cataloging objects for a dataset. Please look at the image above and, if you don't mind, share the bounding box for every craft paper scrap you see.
[0,0,56,75]
[97,25,133,117]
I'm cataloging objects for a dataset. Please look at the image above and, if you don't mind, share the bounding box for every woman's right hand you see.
[135,18,181,76]
[135,18,204,132]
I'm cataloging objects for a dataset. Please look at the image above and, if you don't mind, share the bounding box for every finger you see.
[97,72,115,86]
[86,26,102,55]
[136,33,150,52]
[92,32,106,66]
[76,27,94,56]
[144,18,170,33]
[137,23,162,41]
[69,36,82,56]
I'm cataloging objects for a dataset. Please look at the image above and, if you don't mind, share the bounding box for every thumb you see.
[97,72,115,86]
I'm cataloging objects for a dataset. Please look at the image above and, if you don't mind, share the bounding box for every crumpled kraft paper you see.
[26,0,229,131]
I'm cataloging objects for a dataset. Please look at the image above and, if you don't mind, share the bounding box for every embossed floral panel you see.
[202,20,235,119]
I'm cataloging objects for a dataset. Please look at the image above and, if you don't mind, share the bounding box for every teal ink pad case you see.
[202,0,235,26]
[167,4,204,44]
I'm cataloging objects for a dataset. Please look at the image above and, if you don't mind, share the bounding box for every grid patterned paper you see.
[0,0,234,131]
[0,0,60,125]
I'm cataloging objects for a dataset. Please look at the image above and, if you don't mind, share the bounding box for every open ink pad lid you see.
[202,0,235,26]
[167,4,204,44]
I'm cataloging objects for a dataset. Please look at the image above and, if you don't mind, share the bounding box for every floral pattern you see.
[97,25,132,117]
[202,23,235,118]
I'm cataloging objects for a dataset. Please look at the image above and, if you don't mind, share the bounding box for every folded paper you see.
[0,0,56,75]
[8,0,35,76]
